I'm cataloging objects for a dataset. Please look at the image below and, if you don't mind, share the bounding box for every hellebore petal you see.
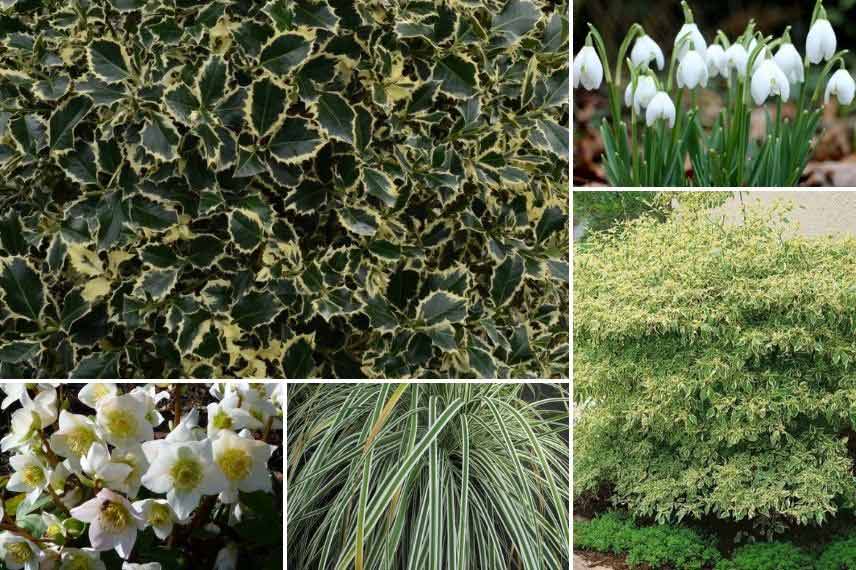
[674,23,707,61]
[706,44,727,78]
[751,59,790,105]
[573,46,603,90]
[806,18,836,64]
[725,44,749,78]
[645,91,676,128]
[825,69,856,105]
[774,43,805,84]
[631,35,665,70]
[677,50,708,89]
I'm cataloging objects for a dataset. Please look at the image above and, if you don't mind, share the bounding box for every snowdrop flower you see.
[825,69,856,105]
[724,44,749,78]
[59,548,105,570]
[6,454,51,502]
[806,17,836,64]
[141,439,226,519]
[706,44,727,78]
[212,430,276,504]
[214,542,238,570]
[69,489,145,560]
[573,45,603,90]
[775,43,805,84]
[630,35,665,70]
[133,499,181,540]
[122,564,161,570]
[677,50,708,89]
[0,533,41,570]
[645,91,676,128]
[751,59,790,105]
[81,443,133,490]
[624,76,657,114]
[674,23,706,61]
[206,395,256,439]
[95,394,154,448]
[1,388,58,452]
[50,411,99,470]
[78,384,119,410]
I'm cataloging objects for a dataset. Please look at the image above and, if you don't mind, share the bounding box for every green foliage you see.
[288,383,569,569]
[817,535,856,570]
[715,542,813,570]
[0,0,569,378]
[574,203,856,527]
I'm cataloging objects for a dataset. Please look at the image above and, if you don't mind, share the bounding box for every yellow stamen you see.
[217,448,252,481]
[105,410,137,440]
[148,503,171,526]
[170,458,203,490]
[100,501,131,533]
[66,426,96,457]
[21,464,45,488]
[6,542,33,564]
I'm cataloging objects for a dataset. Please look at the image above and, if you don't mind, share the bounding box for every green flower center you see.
[7,542,33,564]
[148,502,171,526]
[105,409,137,440]
[217,448,252,481]
[67,426,96,457]
[212,409,233,430]
[100,501,131,533]
[46,524,63,540]
[21,464,45,488]
[64,553,92,570]
[171,457,203,490]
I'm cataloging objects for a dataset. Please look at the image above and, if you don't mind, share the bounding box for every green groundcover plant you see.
[287,382,569,569]
[0,0,570,379]
[575,204,856,530]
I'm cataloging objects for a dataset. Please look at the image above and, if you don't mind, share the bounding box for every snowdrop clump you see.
[572,0,855,186]
[0,383,282,570]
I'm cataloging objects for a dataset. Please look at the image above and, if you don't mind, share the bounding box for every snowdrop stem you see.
[782,26,792,44]
[586,24,622,138]
[666,36,692,92]
[810,50,849,104]
[716,30,731,49]
[811,0,823,24]
[615,23,643,85]
[681,1,694,24]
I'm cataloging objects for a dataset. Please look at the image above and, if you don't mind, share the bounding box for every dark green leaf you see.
[259,34,313,76]
[88,40,131,82]
[231,290,282,329]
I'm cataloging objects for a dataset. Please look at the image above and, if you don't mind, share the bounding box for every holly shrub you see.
[575,203,856,529]
[0,0,569,379]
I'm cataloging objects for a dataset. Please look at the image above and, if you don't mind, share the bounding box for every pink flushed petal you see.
[70,497,103,523]
[88,521,112,551]
[114,528,138,560]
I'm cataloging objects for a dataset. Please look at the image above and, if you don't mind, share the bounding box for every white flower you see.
[624,76,657,114]
[0,385,27,409]
[238,386,280,431]
[133,499,182,540]
[0,533,41,570]
[645,91,676,128]
[206,395,257,439]
[775,43,805,84]
[81,443,134,490]
[122,564,161,570]
[6,454,51,503]
[0,388,58,452]
[751,59,790,105]
[630,35,664,70]
[129,386,167,427]
[109,445,149,497]
[806,18,836,64]
[825,69,856,105]
[674,23,706,61]
[78,384,119,410]
[706,44,727,78]
[724,44,749,78]
[214,543,238,570]
[69,489,145,560]
[212,430,276,504]
[59,549,106,570]
[747,39,772,73]
[573,45,603,90]
[50,411,100,470]
[141,439,226,519]
[95,394,154,448]
[677,50,708,89]
[41,513,67,542]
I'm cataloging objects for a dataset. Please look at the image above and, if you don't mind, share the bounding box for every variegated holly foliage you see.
[0,0,569,379]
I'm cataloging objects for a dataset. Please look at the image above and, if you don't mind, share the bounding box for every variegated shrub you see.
[0,0,569,379]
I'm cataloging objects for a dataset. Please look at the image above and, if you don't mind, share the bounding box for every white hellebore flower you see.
[806,18,836,64]
[78,384,119,410]
[95,394,154,448]
[81,443,133,490]
[50,411,100,470]
[133,499,181,540]
[573,46,603,90]
[677,50,708,89]
[630,35,665,70]
[214,543,239,570]
[42,513,67,543]
[69,489,144,560]
[141,439,226,520]
[0,533,41,570]
[645,91,676,128]
[775,43,805,84]
[109,445,149,497]
[825,69,856,105]
[122,564,161,570]
[206,395,257,439]
[129,386,167,427]
[0,388,58,452]
[751,59,790,105]
[724,44,749,78]
[212,430,276,504]
[59,548,106,570]
[706,44,727,78]
[624,76,658,114]
[6,454,51,502]
[674,23,706,61]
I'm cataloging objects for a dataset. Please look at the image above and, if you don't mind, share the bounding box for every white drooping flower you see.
[677,50,709,89]
[674,23,706,61]
[206,395,258,439]
[573,45,603,90]
[95,393,154,448]
[0,532,41,570]
[825,69,856,105]
[6,454,51,502]
[238,385,281,431]
[81,443,133,490]
[0,387,58,452]
[630,35,665,70]
[775,43,805,84]
[645,91,676,128]
[706,44,727,78]
[69,489,145,560]
[59,548,106,570]
[141,439,226,519]
[78,384,119,410]
[122,564,161,570]
[806,18,836,64]
[214,542,239,570]
[747,39,772,73]
[724,44,749,78]
[212,430,276,504]
[133,499,182,540]
[751,59,790,105]
[624,76,658,114]
[50,411,100,470]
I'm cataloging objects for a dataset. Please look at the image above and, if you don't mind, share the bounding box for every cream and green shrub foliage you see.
[0,0,569,379]
[575,205,856,528]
